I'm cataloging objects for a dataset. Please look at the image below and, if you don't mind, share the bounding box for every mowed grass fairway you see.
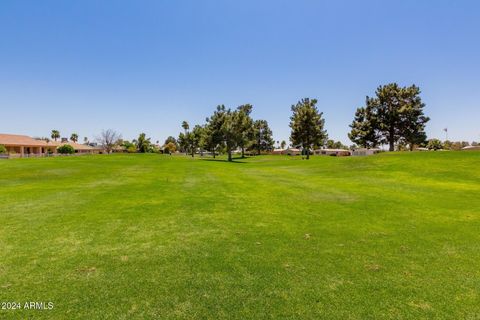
[1,152,479,319]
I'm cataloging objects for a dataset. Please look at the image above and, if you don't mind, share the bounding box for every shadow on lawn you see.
[199,157,248,164]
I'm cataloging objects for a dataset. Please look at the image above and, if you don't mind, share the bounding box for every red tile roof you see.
[49,141,99,150]
[0,133,101,151]
[0,133,50,146]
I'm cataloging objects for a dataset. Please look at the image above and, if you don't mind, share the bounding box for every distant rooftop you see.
[0,133,99,150]
[0,133,50,147]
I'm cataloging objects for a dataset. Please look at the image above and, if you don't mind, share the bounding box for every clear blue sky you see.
[1,0,479,145]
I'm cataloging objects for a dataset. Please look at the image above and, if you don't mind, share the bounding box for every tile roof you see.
[0,133,50,146]
[48,141,98,150]
[0,133,102,150]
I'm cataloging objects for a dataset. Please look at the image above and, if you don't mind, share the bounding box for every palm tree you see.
[51,130,60,141]
[83,137,88,144]
[136,133,151,153]
[181,121,189,135]
[70,133,78,143]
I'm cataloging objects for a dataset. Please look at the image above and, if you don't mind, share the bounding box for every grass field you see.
[0,152,479,319]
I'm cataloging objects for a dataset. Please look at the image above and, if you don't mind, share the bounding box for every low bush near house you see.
[126,145,137,153]
[57,144,75,154]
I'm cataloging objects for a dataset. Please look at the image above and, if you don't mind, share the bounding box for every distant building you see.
[271,148,301,155]
[314,149,351,157]
[351,148,382,156]
[0,133,102,157]
[272,148,286,155]
[286,148,301,155]
[462,145,480,151]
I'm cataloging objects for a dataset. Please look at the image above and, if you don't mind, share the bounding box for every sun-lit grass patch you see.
[0,152,479,319]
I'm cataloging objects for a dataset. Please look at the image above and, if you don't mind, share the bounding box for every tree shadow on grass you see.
[199,157,248,164]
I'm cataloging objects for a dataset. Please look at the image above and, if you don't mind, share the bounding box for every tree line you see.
[37,82,480,160]
[177,104,275,161]
[172,83,444,160]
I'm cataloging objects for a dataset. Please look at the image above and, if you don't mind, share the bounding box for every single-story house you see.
[49,141,103,154]
[0,133,102,157]
[0,133,57,156]
[271,148,301,155]
[112,145,126,153]
[286,148,301,155]
[462,145,480,151]
[272,148,286,155]
[314,149,352,157]
[351,148,382,156]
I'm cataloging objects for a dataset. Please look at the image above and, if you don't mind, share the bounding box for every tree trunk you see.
[306,148,310,160]
[228,149,232,162]
[191,149,194,157]
[241,147,245,158]
[212,148,216,158]
[389,127,395,151]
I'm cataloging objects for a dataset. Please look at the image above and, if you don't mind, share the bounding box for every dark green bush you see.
[427,139,443,151]
[57,144,75,154]
[0,145,7,154]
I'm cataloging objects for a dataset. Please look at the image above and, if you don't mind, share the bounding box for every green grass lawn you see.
[1,152,479,319]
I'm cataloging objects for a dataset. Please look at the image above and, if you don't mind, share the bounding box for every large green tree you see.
[289,98,328,159]
[399,87,430,150]
[205,105,238,161]
[348,103,380,148]
[205,109,223,159]
[177,133,188,155]
[196,125,209,156]
[203,123,220,158]
[251,119,274,155]
[234,104,254,158]
[136,133,151,153]
[375,83,429,151]
[350,84,429,151]
[222,108,237,162]
[186,125,204,157]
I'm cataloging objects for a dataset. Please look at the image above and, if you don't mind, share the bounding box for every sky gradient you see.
[1,0,479,145]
